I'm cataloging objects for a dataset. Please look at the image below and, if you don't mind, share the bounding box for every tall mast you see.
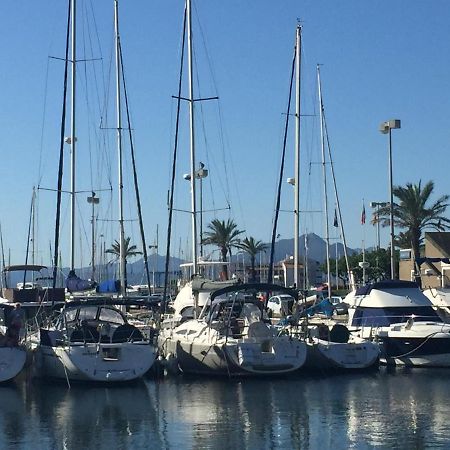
[294,24,302,289]
[114,0,126,296]
[187,0,198,276]
[317,65,331,300]
[69,0,77,271]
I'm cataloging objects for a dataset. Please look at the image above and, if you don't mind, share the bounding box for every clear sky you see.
[1,0,450,269]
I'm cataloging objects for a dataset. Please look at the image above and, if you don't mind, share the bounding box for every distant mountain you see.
[232,233,358,265]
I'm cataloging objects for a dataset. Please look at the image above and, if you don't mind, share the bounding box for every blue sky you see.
[1,0,450,269]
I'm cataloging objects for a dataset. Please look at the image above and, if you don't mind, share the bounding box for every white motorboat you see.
[159,283,307,376]
[345,280,450,367]
[423,287,450,321]
[34,299,157,383]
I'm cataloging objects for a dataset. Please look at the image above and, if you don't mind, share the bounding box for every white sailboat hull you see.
[0,346,26,382]
[161,335,307,376]
[36,342,156,382]
[305,338,380,370]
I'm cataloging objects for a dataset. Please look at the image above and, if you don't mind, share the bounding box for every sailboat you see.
[161,283,307,376]
[158,1,308,376]
[159,0,238,326]
[280,28,379,371]
[34,0,156,382]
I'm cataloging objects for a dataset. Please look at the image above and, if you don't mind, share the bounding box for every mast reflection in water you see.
[1,369,450,449]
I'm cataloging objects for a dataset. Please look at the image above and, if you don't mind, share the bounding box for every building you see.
[399,232,450,288]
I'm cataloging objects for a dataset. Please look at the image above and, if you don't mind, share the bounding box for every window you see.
[99,307,125,325]
[399,249,412,260]
[78,306,98,321]
[351,306,441,327]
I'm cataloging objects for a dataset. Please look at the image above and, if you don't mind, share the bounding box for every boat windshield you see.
[99,307,125,325]
[240,303,261,324]
[78,306,98,322]
[351,306,442,327]
[64,309,78,323]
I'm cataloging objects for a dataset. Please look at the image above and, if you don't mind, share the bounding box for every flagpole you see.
[361,200,366,283]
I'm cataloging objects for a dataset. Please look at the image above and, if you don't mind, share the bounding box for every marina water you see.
[1,367,449,449]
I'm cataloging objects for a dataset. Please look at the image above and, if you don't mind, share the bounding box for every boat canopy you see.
[66,270,96,293]
[3,265,48,272]
[210,283,298,303]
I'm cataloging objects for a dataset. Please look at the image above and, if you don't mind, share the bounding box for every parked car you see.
[328,296,348,315]
[267,294,295,317]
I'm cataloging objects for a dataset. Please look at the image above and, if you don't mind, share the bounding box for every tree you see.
[330,248,391,285]
[374,180,450,260]
[237,237,267,282]
[201,219,244,280]
[105,236,142,285]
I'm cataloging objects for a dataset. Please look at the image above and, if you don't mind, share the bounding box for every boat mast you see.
[294,24,302,289]
[187,0,199,276]
[317,65,332,300]
[69,0,77,272]
[114,0,126,297]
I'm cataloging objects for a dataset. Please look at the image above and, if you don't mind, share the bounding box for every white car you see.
[267,294,295,317]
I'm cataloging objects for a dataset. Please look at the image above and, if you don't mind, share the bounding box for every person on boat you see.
[7,303,24,346]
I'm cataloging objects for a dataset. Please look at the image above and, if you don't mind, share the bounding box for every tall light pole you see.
[379,119,401,279]
[369,201,388,250]
[87,192,100,280]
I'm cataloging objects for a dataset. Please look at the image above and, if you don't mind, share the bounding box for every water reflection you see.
[2,369,450,449]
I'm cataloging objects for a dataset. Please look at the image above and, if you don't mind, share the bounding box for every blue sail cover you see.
[66,271,97,293]
[97,279,120,293]
[306,298,334,318]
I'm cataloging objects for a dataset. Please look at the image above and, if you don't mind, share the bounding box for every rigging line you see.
[87,0,105,117]
[119,39,152,292]
[322,97,350,277]
[0,223,5,289]
[52,0,71,291]
[23,190,35,290]
[82,1,101,193]
[37,57,51,187]
[192,2,231,210]
[267,40,296,286]
[163,4,187,312]
[192,3,234,222]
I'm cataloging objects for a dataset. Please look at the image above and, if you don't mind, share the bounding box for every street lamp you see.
[379,119,401,279]
[369,201,388,250]
[184,162,208,257]
[87,192,100,280]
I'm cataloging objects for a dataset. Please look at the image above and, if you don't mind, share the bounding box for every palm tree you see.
[201,219,244,280]
[374,180,450,261]
[105,236,142,285]
[237,237,267,282]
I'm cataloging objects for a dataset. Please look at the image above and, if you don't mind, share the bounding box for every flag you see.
[361,204,366,225]
[333,209,338,227]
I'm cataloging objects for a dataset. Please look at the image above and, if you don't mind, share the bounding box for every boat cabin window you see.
[78,306,98,322]
[352,306,442,327]
[98,307,125,325]
[64,309,78,323]
[241,303,262,323]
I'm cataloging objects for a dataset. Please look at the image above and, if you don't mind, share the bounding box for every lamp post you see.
[87,192,100,280]
[184,162,208,258]
[369,201,388,250]
[379,119,401,279]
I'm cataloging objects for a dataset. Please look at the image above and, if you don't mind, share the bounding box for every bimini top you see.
[210,283,298,303]
[3,264,48,272]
